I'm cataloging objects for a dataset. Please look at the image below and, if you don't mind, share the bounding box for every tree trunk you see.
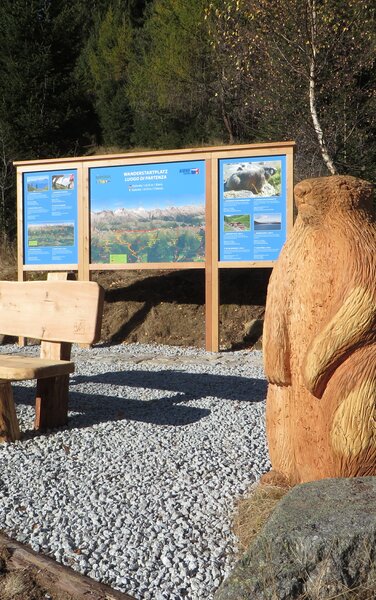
[308,0,337,175]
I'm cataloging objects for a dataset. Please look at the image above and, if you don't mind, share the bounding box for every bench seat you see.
[0,355,74,381]
[0,278,104,442]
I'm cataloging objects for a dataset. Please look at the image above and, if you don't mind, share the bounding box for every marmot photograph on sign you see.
[223,160,281,199]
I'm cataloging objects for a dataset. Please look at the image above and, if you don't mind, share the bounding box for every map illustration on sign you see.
[219,156,286,262]
[90,161,206,264]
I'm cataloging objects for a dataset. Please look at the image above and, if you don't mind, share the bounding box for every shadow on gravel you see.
[12,370,267,432]
[72,369,267,403]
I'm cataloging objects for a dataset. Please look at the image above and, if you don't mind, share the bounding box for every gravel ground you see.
[0,342,270,600]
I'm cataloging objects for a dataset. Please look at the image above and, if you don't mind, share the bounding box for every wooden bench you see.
[0,280,104,442]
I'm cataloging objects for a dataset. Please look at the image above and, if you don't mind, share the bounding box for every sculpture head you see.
[294,176,374,226]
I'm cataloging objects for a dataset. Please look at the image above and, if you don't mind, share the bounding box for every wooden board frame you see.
[15,142,295,351]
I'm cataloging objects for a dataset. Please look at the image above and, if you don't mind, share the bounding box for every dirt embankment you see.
[1,266,270,350]
[92,268,270,349]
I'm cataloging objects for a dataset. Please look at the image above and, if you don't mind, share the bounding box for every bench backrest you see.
[0,280,104,344]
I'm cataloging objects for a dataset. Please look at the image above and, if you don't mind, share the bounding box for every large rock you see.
[215,478,376,599]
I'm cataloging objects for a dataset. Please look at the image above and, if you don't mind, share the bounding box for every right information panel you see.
[219,155,287,261]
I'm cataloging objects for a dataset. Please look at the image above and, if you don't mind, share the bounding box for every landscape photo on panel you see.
[27,176,49,193]
[253,213,282,231]
[89,161,206,264]
[224,214,251,232]
[27,222,75,247]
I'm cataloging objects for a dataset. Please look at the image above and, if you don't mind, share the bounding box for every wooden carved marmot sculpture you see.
[263,175,376,485]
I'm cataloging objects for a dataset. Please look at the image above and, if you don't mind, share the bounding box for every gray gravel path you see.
[0,343,270,599]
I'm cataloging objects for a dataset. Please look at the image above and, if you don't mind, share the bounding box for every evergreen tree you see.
[128,0,222,149]
[80,4,134,148]
[0,0,99,239]
[0,0,95,159]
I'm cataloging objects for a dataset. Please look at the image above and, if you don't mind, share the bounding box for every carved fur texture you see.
[263,175,375,484]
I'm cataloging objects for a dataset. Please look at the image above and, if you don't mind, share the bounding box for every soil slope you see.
[92,268,270,349]
[1,265,270,350]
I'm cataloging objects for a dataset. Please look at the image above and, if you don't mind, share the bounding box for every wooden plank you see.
[79,163,90,281]
[0,355,74,380]
[14,141,296,166]
[286,145,295,234]
[0,281,104,344]
[41,272,73,360]
[22,264,78,272]
[218,261,276,268]
[89,262,205,271]
[0,532,135,600]
[16,170,24,280]
[205,158,219,352]
[46,272,72,281]
[35,374,70,430]
[0,381,21,442]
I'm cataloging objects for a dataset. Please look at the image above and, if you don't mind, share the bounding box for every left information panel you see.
[23,170,78,265]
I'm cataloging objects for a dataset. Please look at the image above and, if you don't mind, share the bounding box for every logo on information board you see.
[179,168,200,175]
[96,175,111,184]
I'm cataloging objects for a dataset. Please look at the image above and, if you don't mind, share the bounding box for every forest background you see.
[0,0,374,347]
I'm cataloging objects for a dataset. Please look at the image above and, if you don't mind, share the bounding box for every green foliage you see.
[0,0,98,238]
[1,0,375,244]
[0,0,95,158]
[80,4,134,147]
[206,0,376,181]
[127,0,221,148]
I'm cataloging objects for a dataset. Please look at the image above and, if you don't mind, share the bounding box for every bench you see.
[0,280,104,442]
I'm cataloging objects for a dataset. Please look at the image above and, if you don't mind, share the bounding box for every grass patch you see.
[233,483,290,554]
[0,240,16,279]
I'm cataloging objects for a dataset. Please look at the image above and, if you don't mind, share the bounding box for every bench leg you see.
[0,382,21,442]
[35,375,70,431]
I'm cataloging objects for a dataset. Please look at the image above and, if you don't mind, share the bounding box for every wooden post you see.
[286,145,295,234]
[35,272,73,429]
[0,381,21,442]
[17,170,26,347]
[79,162,90,282]
[205,158,220,351]
[34,374,70,431]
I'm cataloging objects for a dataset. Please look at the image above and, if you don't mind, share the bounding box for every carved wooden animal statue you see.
[263,175,376,485]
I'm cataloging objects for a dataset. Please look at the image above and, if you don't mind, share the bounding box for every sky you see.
[90,160,206,211]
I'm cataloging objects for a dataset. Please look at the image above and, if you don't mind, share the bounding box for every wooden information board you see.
[15,142,295,351]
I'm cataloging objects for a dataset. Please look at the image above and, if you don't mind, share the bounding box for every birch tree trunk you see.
[308,0,338,175]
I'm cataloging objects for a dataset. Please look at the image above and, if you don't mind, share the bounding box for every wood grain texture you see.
[0,356,74,380]
[263,175,376,484]
[0,280,104,344]
[0,532,134,600]
[35,374,70,430]
[0,382,21,442]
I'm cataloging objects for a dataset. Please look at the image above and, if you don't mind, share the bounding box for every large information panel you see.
[23,169,78,265]
[219,156,286,261]
[16,143,294,351]
[89,160,206,264]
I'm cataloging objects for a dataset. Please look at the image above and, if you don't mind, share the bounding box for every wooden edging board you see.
[0,532,134,600]
[15,142,295,351]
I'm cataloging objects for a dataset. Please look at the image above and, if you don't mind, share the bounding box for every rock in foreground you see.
[216,477,376,600]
